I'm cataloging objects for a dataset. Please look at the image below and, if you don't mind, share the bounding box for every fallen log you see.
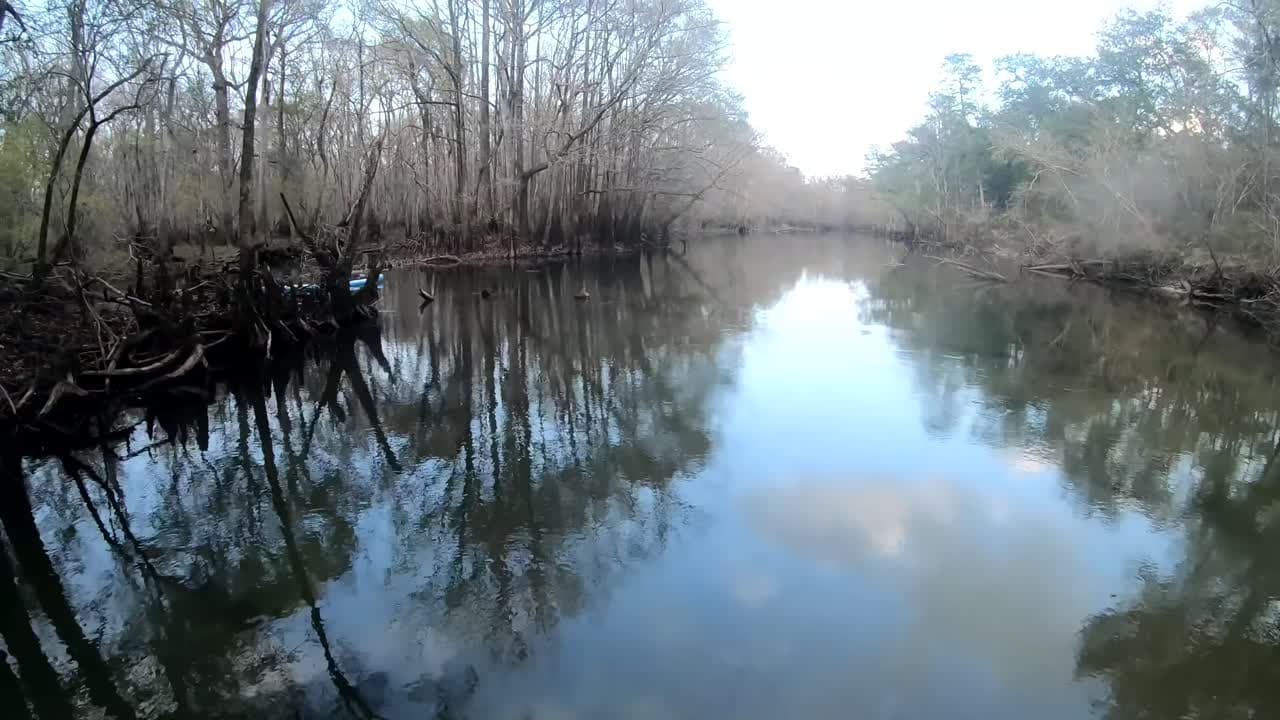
[1024,263,1074,274]
[420,255,461,266]
[926,256,1009,282]
[1025,267,1071,280]
[1148,285,1188,299]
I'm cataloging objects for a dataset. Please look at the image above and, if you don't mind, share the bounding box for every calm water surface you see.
[5,234,1280,719]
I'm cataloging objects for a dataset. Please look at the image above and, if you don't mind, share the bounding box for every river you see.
[3,233,1279,719]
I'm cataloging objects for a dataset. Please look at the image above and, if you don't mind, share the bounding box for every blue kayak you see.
[284,273,382,294]
[348,273,383,290]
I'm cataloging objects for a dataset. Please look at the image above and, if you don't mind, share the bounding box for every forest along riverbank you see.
[900,236,1280,343]
[0,0,893,441]
[5,223,1279,446]
[0,0,909,442]
[0,142,395,439]
[0,228,660,443]
[864,7,1280,341]
[0,227,1254,451]
[0,211,878,441]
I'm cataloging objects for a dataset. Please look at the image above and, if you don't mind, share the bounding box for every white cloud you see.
[740,475,1112,696]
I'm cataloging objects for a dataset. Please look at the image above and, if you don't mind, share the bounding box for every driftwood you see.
[420,254,461,266]
[81,346,182,378]
[1025,267,1070,280]
[4,142,390,436]
[137,344,205,391]
[926,256,1009,283]
[1024,263,1074,274]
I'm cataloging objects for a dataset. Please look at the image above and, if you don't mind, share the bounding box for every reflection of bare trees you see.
[0,454,137,720]
[0,235,907,718]
[370,255,733,664]
[863,263,1280,719]
[247,382,382,719]
[3,235,890,718]
[0,503,75,720]
[1074,451,1280,719]
[865,263,1280,521]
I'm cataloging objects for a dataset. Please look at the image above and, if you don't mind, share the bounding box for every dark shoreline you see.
[0,241,650,443]
[10,227,1280,447]
[896,229,1280,345]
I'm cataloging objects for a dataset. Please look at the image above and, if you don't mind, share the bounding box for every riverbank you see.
[17,222,1275,444]
[898,217,1280,343]
[0,238,648,440]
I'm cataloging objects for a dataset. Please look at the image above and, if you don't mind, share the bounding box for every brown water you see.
[4,233,1280,719]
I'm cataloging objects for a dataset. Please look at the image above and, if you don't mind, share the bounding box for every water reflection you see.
[2,235,1280,718]
[862,262,1280,718]
[742,477,1108,715]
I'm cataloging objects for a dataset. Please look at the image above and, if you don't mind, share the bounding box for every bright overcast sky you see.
[707,0,1203,178]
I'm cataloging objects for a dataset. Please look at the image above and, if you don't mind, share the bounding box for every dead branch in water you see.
[81,346,182,378]
[420,255,462,266]
[926,256,1009,282]
[38,376,90,418]
[137,344,205,391]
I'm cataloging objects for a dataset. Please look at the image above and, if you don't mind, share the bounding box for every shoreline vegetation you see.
[0,216,864,441]
[6,216,1273,445]
[864,3,1280,340]
[11,0,1280,439]
[0,0,890,438]
[0,0,883,439]
[903,226,1280,340]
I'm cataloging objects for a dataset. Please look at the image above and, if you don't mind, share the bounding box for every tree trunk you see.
[277,42,289,239]
[448,0,468,252]
[512,0,528,249]
[237,0,272,276]
[477,0,493,220]
[409,67,432,234]
[56,114,103,266]
[210,56,235,246]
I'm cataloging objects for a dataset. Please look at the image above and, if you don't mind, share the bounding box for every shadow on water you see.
[2,235,1280,717]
